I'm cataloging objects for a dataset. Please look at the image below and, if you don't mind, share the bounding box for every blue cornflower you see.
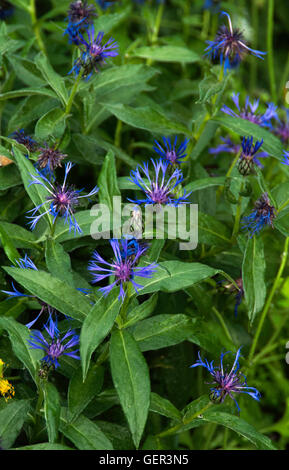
[190,348,261,412]
[88,238,157,300]
[64,18,88,45]
[26,162,98,233]
[221,93,277,128]
[28,317,80,369]
[153,136,189,165]
[282,151,289,166]
[129,158,191,206]
[242,193,276,237]
[237,136,268,175]
[205,12,266,73]
[10,129,37,153]
[0,1,13,20]
[209,136,241,157]
[70,27,119,79]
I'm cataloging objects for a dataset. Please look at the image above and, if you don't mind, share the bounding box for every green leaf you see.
[102,103,189,135]
[242,236,266,323]
[131,46,200,63]
[150,392,182,421]
[3,267,91,322]
[8,55,46,87]
[123,294,158,328]
[45,239,74,287]
[97,150,120,211]
[130,314,196,351]
[43,382,61,444]
[93,7,130,34]
[0,400,30,449]
[0,223,20,265]
[200,411,276,450]
[68,366,104,420]
[198,211,231,246]
[80,291,120,380]
[35,107,67,140]
[0,88,57,101]
[0,164,21,190]
[35,53,68,106]
[14,443,73,450]
[60,409,113,450]
[0,222,37,249]
[184,176,225,193]
[213,116,283,160]
[54,210,94,242]
[0,317,40,381]
[191,121,219,160]
[136,261,222,295]
[110,329,150,448]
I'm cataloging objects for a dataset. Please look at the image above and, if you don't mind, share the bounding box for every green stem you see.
[250,0,259,93]
[201,9,210,40]
[146,2,164,65]
[278,50,289,99]
[29,0,46,55]
[216,151,241,202]
[267,0,277,103]
[231,181,244,239]
[156,402,213,438]
[65,70,83,116]
[212,307,233,343]
[114,119,123,148]
[249,236,289,362]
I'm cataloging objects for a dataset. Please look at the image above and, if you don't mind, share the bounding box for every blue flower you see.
[205,12,266,73]
[70,27,119,79]
[209,136,241,156]
[282,151,289,166]
[221,93,278,128]
[64,18,88,45]
[190,348,261,412]
[88,238,157,300]
[153,136,189,165]
[10,129,37,153]
[28,317,80,369]
[237,136,268,175]
[242,193,276,237]
[128,158,191,206]
[26,162,98,233]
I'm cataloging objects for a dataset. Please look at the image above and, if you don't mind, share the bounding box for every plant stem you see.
[114,119,123,148]
[146,1,164,66]
[250,0,259,93]
[267,0,277,103]
[212,307,233,343]
[249,236,289,362]
[232,181,244,239]
[29,0,46,55]
[65,70,83,115]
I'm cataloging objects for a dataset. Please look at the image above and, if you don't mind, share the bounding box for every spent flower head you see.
[190,348,261,411]
[10,129,37,153]
[26,162,98,233]
[242,193,276,237]
[88,238,157,300]
[205,11,266,73]
[36,143,67,179]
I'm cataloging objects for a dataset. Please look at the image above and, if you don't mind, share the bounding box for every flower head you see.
[26,162,98,233]
[223,277,244,317]
[205,11,266,73]
[209,136,241,157]
[70,27,119,79]
[36,143,67,179]
[242,193,276,237]
[0,359,15,401]
[28,318,80,369]
[153,136,189,165]
[190,348,261,411]
[10,129,37,153]
[129,158,191,206]
[88,238,157,300]
[221,93,277,127]
[237,136,268,175]
[68,1,96,24]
